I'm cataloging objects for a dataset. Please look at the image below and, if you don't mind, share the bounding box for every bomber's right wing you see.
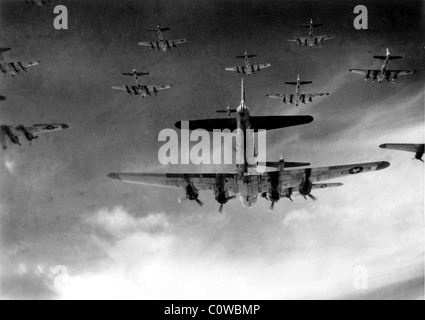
[386,70,417,77]
[278,161,390,188]
[176,115,313,132]
[380,144,424,154]
[170,39,188,46]
[315,34,338,42]
[146,84,173,92]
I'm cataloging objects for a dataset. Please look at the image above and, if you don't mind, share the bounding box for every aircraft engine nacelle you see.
[268,189,281,204]
[283,188,294,200]
[215,188,230,205]
[365,71,371,80]
[185,184,200,202]
[214,179,230,205]
[309,96,313,103]
[20,127,36,142]
[393,73,398,81]
[298,180,313,196]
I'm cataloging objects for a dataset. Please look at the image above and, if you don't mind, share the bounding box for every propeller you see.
[218,195,237,214]
[178,197,204,207]
[269,201,276,212]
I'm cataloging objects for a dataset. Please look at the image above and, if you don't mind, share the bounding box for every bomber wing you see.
[277,161,390,189]
[176,115,313,132]
[380,143,424,154]
[108,173,237,193]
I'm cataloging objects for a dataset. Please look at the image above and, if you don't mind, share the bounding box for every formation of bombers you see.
[0,8,422,213]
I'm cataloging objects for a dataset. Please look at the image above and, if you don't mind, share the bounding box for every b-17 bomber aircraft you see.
[25,0,53,8]
[350,49,417,84]
[0,95,5,101]
[139,25,187,52]
[112,69,172,98]
[380,144,424,162]
[0,124,69,150]
[0,48,40,76]
[225,52,271,76]
[108,79,390,212]
[266,74,330,106]
[287,19,337,48]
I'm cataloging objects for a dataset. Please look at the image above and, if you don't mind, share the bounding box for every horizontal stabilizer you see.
[237,54,256,59]
[300,23,322,28]
[389,56,402,60]
[258,161,310,168]
[149,27,170,32]
[285,81,312,86]
[122,72,149,76]
[217,109,237,114]
[176,115,314,132]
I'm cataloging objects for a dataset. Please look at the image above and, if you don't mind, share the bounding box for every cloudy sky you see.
[0,0,423,300]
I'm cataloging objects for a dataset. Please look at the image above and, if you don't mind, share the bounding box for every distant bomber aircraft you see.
[225,52,271,76]
[108,79,390,213]
[0,124,69,150]
[26,0,53,8]
[380,144,424,162]
[266,74,330,106]
[0,48,40,76]
[139,25,187,52]
[0,95,5,101]
[287,19,337,48]
[350,49,417,84]
[112,68,172,98]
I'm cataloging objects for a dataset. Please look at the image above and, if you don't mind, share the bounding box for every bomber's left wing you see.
[1,123,69,149]
[278,161,390,188]
[287,37,305,44]
[139,41,157,49]
[6,61,41,74]
[6,124,68,136]
[266,94,284,100]
[108,173,237,193]
[225,66,245,74]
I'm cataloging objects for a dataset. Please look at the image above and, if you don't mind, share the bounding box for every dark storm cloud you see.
[0,0,423,299]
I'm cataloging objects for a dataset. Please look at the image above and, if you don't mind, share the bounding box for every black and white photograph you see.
[0,0,423,303]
